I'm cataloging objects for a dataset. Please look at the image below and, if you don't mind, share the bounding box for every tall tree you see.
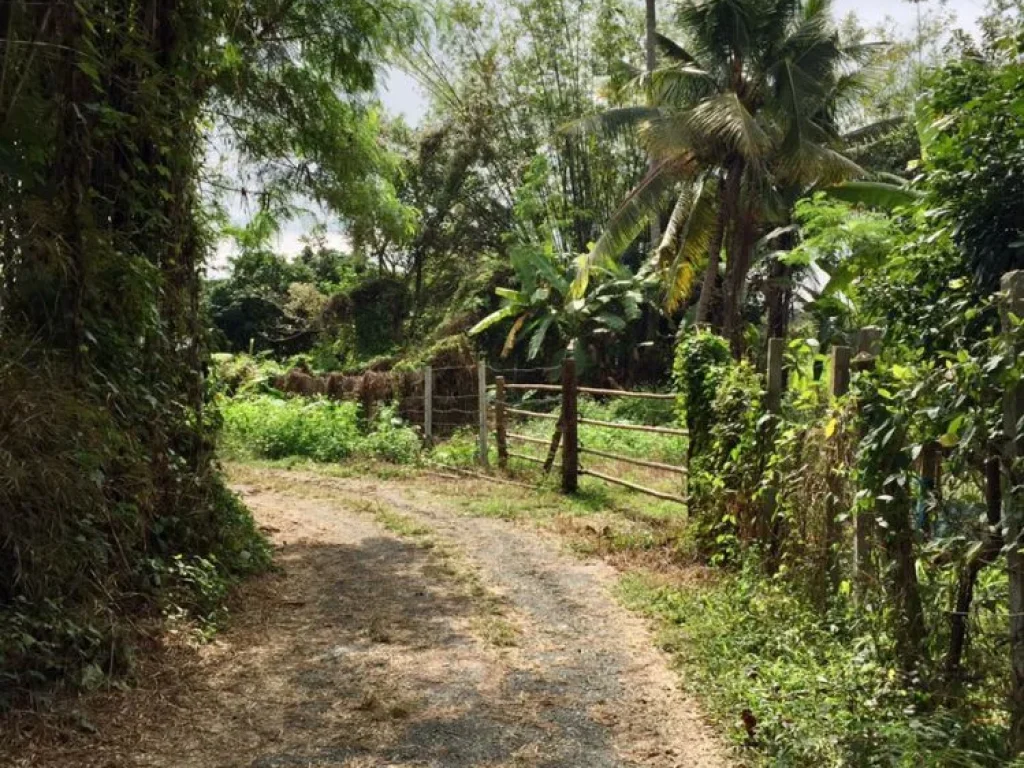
[0,0,415,688]
[580,0,873,351]
[646,0,661,249]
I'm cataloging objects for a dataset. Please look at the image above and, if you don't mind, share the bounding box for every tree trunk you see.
[695,205,725,327]
[696,162,741,328]
[645,0,660,251]
[1001,271,1024,753]
[766,229,796,339]
[722,211,757,357]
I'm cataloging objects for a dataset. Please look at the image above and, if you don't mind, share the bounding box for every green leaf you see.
[495,287,523,302]
[527,316,554,360]
[468,306,520,336]
[596,313,627,332]
[820,182,922,211]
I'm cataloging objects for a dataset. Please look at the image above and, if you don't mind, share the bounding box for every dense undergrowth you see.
[621,570,1014,767]
[220,397,422,465]
[0,358,272,707]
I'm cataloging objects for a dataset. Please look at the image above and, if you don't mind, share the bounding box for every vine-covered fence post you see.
[852,328,881,600]
[478,359,489,468]
[495,376,508,470]
[561,344,579,493]
[824,344,851,596]
[1001,270,1024,750]
[763,337,785,558]
[424,365,433,446]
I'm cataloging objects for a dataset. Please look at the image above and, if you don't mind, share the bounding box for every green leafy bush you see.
[220,395,421,464]
[674,332,766,561]
[674,331,732,458]
[360,405,423,464]
[222,396,362,461]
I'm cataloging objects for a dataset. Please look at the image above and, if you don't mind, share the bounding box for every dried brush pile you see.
[273,338,479,431]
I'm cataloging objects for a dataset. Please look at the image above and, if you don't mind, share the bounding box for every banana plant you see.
[469,242,655,359]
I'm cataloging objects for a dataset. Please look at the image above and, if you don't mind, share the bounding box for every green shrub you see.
[674,330,731,458]
[221,396,362,461]
[360,405,423,463]
[220,395,421,464]
[609,393,677,426]
[428,428,483,468]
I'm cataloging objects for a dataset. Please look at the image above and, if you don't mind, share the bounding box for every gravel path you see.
[1,467,729,768]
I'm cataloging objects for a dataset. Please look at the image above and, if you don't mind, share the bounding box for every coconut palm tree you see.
[575,0,885,352]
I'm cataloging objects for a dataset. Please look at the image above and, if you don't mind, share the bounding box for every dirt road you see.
[4,467,729,768]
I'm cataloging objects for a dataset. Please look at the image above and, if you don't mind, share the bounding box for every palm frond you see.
[776,139,865,185]
[843,116,906,144]
[570,157,693,298]
[636,66,717,108]
[654,32,699,65]
[561,106,661,138]
[684,93,771,160]
[660,177,720,312]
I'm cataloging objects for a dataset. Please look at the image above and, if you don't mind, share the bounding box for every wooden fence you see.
[414,352,689,505]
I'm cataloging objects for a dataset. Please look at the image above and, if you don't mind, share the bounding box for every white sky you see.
[378,0,987,126]
[215,0,987,273]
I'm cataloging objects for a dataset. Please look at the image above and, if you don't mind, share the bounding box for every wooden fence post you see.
[424,365,433,446]
[854,326,883,370]
[1001,271,1024,750]
[830,345,851,398]
[495,376,508,470]
[478,359,489,468]
[561,345,578,493]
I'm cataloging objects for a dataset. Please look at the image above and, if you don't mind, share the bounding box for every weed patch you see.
[617,571,1012,767]
[220,396,421,465]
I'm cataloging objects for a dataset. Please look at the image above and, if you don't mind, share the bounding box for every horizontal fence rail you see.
[578,446,687,475]
[506,407,560,421]
[579,468,686,505]
[507,451,557,467]
[507,433,551,447]
[577,417,688,437]
[503,382,562,393]
[577,386,675,401]
[504,382,675,401]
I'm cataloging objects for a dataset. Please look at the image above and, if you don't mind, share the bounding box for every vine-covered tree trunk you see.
[0,0,270,692]
[1001,271,1024,752]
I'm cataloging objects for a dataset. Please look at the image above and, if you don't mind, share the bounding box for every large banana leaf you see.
[469,304,521,336]
[820,181,922,210]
